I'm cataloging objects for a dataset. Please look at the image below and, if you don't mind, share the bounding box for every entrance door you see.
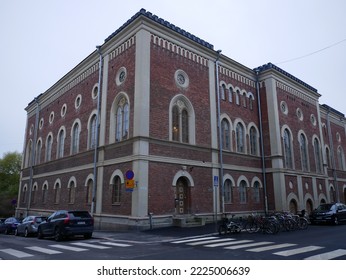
[176,178,189,214]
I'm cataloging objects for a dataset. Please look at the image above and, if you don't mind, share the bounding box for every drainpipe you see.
[255,70,268,215]
[91,46,103,216]
[326,108,339,202]
[215,50,224,214]
[27,97,40,216]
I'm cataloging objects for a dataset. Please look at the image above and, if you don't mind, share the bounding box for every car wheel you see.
[14,228,19,236]
[333,216,339,225]
[54,227,63,242]
[37,228,43,239]
[24,228,29,238]
[84,233,92,239]
[4,228,9,235]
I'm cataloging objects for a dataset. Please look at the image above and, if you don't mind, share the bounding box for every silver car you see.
[15,216,46,237]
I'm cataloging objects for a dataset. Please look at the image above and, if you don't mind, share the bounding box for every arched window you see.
[57,129,65,159]
[112,176,122,204]
[337,146,345,170]
[283,129,293,168]
[224,179,233,203]
[31,184,38,205]
[89,114,97,149]
[235,89,240,105]
[228,87,233,103]
[71,122,80,154]
[68,180,76,204]
[115,98,129,142]
[35,140,42,165]
[249,126,258,156]
[171,97,194,144]
[22,185,27,203]
[54,181,61,204]
[314,138,322,173]
[239,180,247,203]
[300,133,308,171]
[221,119,231,150]
[221,84,226,100]
[236,122,245,153]
[249,94,254,110]
[46,134,53,161]
[25,140,32,168]
[86,179,93,204]
[42,183,48,204]
[253,181,260,203]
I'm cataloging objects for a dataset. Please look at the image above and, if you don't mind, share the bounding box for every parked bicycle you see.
[218,214,244,235]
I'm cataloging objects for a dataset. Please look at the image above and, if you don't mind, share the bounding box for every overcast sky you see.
[1,0,345,157]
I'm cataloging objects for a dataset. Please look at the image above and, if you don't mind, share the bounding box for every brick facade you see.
[17,9,346,229]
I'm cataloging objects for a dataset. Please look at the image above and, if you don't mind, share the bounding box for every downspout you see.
[255,70,268,215]
[326,108,339,202]
[91,46,103,215]
[215,50,225,214]
[27,97,40,216]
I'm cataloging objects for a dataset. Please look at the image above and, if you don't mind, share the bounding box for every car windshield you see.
[317,204,333,211]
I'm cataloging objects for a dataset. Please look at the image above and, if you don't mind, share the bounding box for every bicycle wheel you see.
[299,218,308,230]
[218,224,228,235]
[264,221,278,234]
[245,222,258,233]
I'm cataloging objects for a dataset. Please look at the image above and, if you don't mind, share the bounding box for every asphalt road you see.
[1,223,346,260]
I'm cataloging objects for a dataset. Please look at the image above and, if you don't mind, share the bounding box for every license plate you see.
[77,221,86,225]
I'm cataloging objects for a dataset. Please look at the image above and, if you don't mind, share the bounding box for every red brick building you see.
[17,9,346,229]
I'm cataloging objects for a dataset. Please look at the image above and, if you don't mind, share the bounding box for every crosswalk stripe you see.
[100,242,132,247]
[224,241,274,250]
[187,238,235,246]
[0,249,33,258]
[50,244,89,252]
[26,246,62,255]
[247,243,296,252]
[273,246,323,257]
[171,236,218,244]
[205,240,253,248]
[304,249,346,260]
[71,242,110,249]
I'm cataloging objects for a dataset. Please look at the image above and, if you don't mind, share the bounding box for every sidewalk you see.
[92,222,218,242]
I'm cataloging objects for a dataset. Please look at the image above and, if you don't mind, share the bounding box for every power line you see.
[275,38,346,65]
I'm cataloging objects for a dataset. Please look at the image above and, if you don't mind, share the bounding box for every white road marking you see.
[247,243,296,252]
[187,238,235,246]
[205,240,253,248]
[171,236,218,244]
[224,241,274,250]
[304,249,346,260]
[273,245,323,256]
[100,242,132,247]
[70,242,110,249]
[49,244,89,252]
[0,249,33,258]
[26,246,62,255]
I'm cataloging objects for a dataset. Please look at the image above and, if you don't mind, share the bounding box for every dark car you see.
[0,217,21,234]
[37,210,94,241]
[15,216,47,237]
[0,218,7,233]
[309,203,346,225]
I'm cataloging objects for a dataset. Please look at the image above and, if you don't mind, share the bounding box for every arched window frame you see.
[45,133,53,162]
[56,127,66,159]
[35,138,42,165]
[337,145,345,171]
[283,127,294,169]
[298,131,309,171]
[169,95,196,145]
[109,93,130,144]
[248,124,259,156]
[71,120,81,155]
[68,177,77,204]
[221,117,232,151]
[88,112,97,150]
[313,136,322,173]
[42,181,48,204]
[53,179,61,204]
[235,120,246,153]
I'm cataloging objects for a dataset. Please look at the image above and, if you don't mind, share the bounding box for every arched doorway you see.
[176,177,190,214]
[289,199,298,214]
[305,199,313,215]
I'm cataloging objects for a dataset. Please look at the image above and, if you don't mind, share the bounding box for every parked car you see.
[309,203,346,225]
[0,217,21,234]
[0,218,7,233]
[37,210,94,241]
[15,216,47,237]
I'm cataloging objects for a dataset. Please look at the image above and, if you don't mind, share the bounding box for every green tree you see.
[0,152,22,217]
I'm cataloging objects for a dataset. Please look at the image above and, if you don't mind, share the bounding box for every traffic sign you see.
[125,170,134,180]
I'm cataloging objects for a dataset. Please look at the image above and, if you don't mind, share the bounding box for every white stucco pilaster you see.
[132,29,151,217]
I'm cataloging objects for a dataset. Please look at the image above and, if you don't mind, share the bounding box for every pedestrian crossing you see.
[0,240,133,259]
[168,235,346,260]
